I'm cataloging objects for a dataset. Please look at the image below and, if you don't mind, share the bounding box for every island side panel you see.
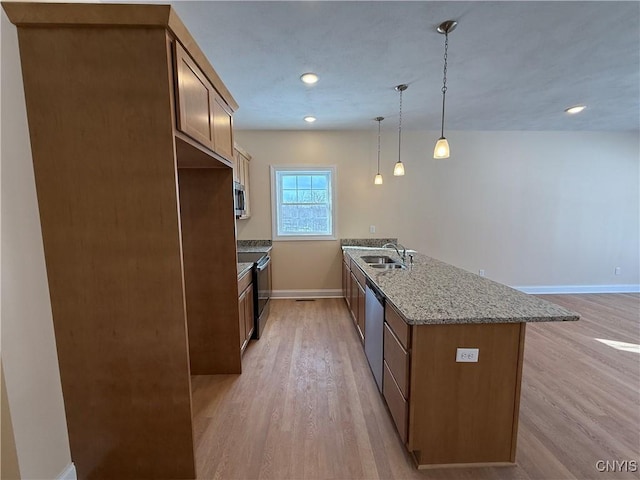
[15,25,195,478]
[510,322,526,462]
[408,322,523,467]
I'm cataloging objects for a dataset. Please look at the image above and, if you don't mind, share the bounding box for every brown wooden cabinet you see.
[244,284,255,343]
[357,282,366,342]
[342,260,348,300]
[344,260,351,308]
[238,269,254,352]
[383,304,411,444]
[349,271,358,325]
[175,42,216,149]
[212,92,234,160]
[4,3,241,479]
[343,250,526,468]
[233,144,252,219]
[175,42,234,162]
[342,252,366,342]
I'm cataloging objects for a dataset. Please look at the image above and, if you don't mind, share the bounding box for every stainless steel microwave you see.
[234,181,246,218]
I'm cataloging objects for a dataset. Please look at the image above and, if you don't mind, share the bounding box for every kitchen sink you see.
[370,263,407,270]
[361,255,397,264]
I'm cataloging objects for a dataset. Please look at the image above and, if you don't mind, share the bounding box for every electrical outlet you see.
[456,348,479,363]
[615,267,621,275]
[478,269,485,277]
[369,225,376,234]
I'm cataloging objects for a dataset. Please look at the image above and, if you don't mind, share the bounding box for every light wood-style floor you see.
[191,294,640,480]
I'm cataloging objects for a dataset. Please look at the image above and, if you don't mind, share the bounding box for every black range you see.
[237,251,271,339]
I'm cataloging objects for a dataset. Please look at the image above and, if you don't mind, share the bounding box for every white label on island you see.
[456,348,479,362]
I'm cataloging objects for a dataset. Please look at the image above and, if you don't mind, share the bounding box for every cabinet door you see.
[350,272,358,323]
[242,156,250,218]
[238,289,246,349]
[345,263,351,307]
[342,261,348,300]
[357,283,366,341]
[175,43,215,149]
[211,92,234,161]
[244,284,254,341]
[232,150,240,184]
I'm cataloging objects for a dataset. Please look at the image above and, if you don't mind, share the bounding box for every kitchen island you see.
[342,247,579,469]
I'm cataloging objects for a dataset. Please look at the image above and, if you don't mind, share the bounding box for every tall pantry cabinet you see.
[4,3,241,479]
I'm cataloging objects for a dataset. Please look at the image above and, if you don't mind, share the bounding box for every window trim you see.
[270,165,337,241]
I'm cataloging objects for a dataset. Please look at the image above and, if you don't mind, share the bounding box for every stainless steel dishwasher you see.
[364,279,385,392]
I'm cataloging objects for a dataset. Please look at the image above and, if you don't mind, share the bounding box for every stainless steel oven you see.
[237,251,271,339]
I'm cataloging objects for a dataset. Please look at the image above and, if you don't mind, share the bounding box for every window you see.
[271,166,336,241]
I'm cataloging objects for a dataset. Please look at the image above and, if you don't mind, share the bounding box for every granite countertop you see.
[237,246,273,253]
[237,262,253,279]
[343,247,580,326]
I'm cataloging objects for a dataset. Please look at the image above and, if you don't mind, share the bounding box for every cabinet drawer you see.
[351,261,366,288]
[384,322,409,398]
[385,303,411,350]
[383,361,408,444]
[238,269,252,295]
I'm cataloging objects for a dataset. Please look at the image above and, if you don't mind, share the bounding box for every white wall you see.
[235,129,639,291]
[1,9,73,480]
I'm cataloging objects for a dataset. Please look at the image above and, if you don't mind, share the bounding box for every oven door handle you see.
[256,256,271,271]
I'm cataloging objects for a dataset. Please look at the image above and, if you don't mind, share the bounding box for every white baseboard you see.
[58,463,77,480]
[514,284,640,294]
[272,289,343,299]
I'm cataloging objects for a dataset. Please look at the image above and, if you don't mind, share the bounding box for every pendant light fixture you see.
[374,116,384,185]
[433,20,457,159]
[394,84,407,176]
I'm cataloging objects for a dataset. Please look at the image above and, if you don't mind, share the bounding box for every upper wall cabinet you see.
[175,42,215,149]
[234,144,252,219]
[212,92,234,160]
[175,42,234,161]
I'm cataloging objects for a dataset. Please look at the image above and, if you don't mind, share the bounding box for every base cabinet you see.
[357,283,366,340]
[407,322,525,467]
[238,270,254,352]
[344,250,527,469]
[342,252,367,343]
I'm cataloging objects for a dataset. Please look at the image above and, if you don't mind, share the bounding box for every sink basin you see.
[361,255,397,264]
[370,263,407,270]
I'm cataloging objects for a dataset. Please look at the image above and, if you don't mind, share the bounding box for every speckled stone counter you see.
[237,246,272,253]
[340,238,398,247]
[237,239,272,253]
[343,247,579,325]
[237,262,253,279]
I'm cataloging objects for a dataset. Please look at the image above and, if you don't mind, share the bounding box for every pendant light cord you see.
[398,88,403,163]
[440,32,448,138]
[377,118,382,174]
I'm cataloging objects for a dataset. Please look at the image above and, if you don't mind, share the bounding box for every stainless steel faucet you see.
[382,242,407,264]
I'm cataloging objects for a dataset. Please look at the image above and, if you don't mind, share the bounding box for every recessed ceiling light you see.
[300,73,319,85]
[304,116,317,123]
[565,105,586,114]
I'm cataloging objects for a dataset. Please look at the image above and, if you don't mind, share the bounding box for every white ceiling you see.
[171,1,640,131]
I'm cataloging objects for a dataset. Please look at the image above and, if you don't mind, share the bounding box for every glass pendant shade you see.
[393,161,405,176]
[374,173,383,185]
[433,137,450,159]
